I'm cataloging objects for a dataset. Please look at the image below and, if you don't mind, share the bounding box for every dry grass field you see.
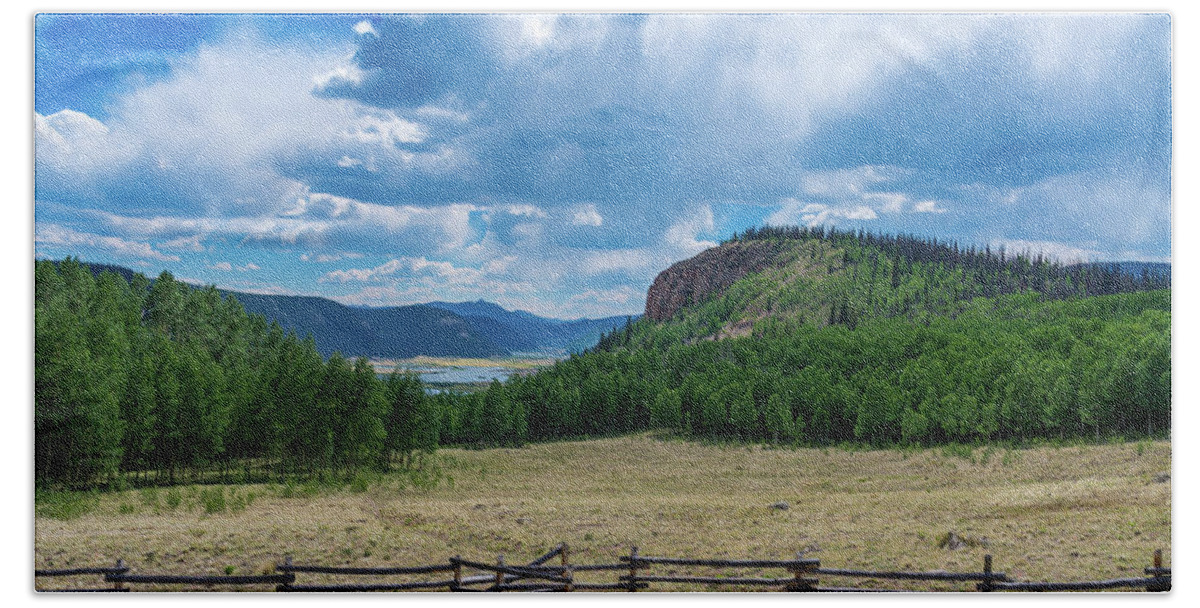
[34,435,1171,591]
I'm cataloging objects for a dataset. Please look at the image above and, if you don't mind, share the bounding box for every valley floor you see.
[34,435,1171,591]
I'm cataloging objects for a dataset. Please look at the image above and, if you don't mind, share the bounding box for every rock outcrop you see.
[644,240,790,321]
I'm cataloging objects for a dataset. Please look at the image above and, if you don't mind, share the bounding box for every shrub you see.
[165,488,182,510]
[35,490,99,520]
[200,487,226,514]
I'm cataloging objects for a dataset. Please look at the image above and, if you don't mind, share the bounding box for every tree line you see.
[726,225,1169,299]
[506,290,1168,446]
[482,227,1170,448]
[35,259,439,489]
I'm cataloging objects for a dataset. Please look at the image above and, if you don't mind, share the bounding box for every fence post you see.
[1148,549,1170,592]
[978,554,994,592]
[562,543,574,592]
[628,546,639,592]
[277,556,293,592]
[495,554,505,590]
[788,552,817,591]
[112,559,125,592]
[452,555,462,591]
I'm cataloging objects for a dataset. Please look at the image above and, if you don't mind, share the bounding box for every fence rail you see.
[35,545,1170,593]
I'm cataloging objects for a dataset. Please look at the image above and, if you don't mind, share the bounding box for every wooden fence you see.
[35,545,1171,593]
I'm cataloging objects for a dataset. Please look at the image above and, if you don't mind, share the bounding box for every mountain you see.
[65,259,632,358]
[227,292,505,358]
[1067,261,1172,283]
[636,226,1171,344]
[426,299,639,354]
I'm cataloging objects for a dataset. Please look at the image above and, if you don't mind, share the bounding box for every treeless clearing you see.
[35,435,1170,591]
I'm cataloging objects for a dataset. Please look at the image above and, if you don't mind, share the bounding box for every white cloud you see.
[217,280,301,296]
[301,251,363,263]
[315,63,366,89]
[342,111,427,146]
[35,110,135,193]
[208,261,233,271]
[766,199,878,227]
[842,206,878,221]
[572,204,603,227]
[320,258,409,283]
[580,249,653,276]
[912,200,946,213]
[35,223,179,262]
[327,256,542,311]
[320,256,494,285]
[664,205,717,256]
[988,239,1100,265]
[640,15,979,139]
[240,263,260,272]
[802,166,899,198]
[88,191,480,255]
[864,192,908,213]
[506,204,548,218]
[353,20,378,37]
[160,234,206,252]
[772,167,943,224]
[36,30,471,223]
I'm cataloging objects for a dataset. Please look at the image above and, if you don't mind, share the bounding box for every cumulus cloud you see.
[353,20,377,37]
[35,223,179,262]
[320,256,494,285]
[912,200,946,213]
[505,204,548,219]
[664,205,717,256]
[301,251,363,263]
[802,166,899,198]
[572,204,603,227]
[988,239,1100,265]
[580,249,653,276]
[766,199,879,227]
[160,234,206,252]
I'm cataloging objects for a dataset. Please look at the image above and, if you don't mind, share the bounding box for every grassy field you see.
[34,435,1171,591]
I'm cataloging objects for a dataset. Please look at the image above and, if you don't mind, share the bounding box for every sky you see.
[32,12,1172,318]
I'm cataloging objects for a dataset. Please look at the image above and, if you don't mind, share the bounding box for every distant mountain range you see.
[425,300,638,354]
[64,260,638,359]
[1065,261,1172,281]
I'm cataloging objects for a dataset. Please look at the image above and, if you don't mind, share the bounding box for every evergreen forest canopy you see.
[476,226,1170,447]
[35,259,438,489]
[34,226,1171,490]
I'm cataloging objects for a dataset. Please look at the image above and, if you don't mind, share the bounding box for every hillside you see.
[231,291,505,358]
[635,226,1170,347]
[466,226,1170,448]
[62,260,630,358]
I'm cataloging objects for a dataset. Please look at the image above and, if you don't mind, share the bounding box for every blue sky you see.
[33,13,1171,318]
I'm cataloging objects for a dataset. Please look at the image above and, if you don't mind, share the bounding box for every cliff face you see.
[644,240,792,321]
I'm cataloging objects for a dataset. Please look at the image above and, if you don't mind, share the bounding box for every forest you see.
[35,258,438,489]
[34,226,1171,490]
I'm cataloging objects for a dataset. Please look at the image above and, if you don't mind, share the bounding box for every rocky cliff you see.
[643,240,793,321]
